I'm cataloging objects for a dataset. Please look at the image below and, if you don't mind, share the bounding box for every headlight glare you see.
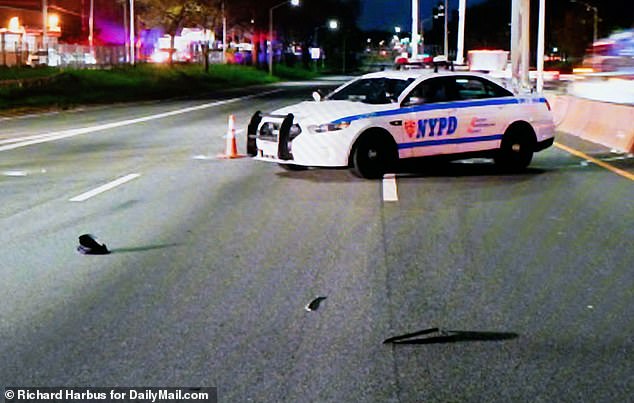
[310,121,351,133]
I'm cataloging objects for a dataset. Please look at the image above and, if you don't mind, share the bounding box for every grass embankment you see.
[0,64,319,111]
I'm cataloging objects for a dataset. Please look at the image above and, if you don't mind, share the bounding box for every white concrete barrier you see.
[569,78,634,105]
[549,94,634,153]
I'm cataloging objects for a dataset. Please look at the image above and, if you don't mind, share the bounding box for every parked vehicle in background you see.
[27,50,50,67]
[581,29,634,72]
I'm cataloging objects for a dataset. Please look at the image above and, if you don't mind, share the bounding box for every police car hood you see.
[271,101,397,126]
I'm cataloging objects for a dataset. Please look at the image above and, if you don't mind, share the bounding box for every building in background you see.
[0,1,255,67]
[0,1,62,65]
[0,0,130,66]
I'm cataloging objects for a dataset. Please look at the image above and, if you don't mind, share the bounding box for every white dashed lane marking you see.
[69,173,141,202]
[382,174,399,202]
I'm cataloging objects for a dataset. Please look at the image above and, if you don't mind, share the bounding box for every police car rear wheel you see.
[351,134,396,179]
[495,129,534,172]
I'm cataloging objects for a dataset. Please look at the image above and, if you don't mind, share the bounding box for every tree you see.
[131,0,363,71]
[269,0,362,71]
[135,0,221,64]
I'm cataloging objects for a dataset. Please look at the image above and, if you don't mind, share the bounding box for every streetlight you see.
[327,19,346,73]
[571,0,598,43]
[268,0,300,75]
[48,14,60,31]
[8,16,20,32]
[311,19,337,71]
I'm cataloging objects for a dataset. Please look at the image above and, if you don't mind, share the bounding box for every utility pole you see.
[342,35,347,73]
[222,1,227,63]
[89,0,94,50]
[268,0,300,76]
[42,0,47,49]
[456,0,466,65]
[511,0,530,92]
[443,0,448,59]
[268,7,273,75]
[411,0,419,59]
[592,7,598,43]
[123,1,128,62]
[129,0,135,65]
[536,0,546,92]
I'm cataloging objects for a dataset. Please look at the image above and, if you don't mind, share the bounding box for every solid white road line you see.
[2,170,28,176]
[0,89,283,152]
[0,132,61,145]
[69,173,141,202]
[382,174,399,202]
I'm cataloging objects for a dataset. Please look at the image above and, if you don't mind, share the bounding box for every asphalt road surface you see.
[1,82,632,402]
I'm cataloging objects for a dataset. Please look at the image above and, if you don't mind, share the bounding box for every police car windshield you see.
[327,78,414,104]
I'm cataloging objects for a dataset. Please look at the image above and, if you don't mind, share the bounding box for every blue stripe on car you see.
[398,134,504,149]
[331,97,547,124]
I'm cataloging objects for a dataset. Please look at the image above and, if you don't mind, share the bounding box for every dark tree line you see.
[129,0,362,70]
[461,0,632,62]
[232,0,363,70]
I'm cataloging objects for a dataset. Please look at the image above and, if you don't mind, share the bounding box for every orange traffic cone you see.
[218,114,245,159]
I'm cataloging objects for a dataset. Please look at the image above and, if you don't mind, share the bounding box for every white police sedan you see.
[247,70,555,179]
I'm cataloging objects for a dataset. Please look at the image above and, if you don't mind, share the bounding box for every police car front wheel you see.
[351,134,397,179]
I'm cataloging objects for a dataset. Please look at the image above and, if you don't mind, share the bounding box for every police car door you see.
[449,76,507,155]
[399,77,459,158]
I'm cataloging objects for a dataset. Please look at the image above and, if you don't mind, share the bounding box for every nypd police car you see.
[246,70,555,179]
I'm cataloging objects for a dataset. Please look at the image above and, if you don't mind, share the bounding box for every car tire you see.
[351,133,397,179]
[495,125,535,172]
[278,163,307,171]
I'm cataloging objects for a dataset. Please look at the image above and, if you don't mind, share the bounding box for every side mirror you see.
[312,90,322,102]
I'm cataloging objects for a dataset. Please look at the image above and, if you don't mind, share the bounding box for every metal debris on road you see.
[305,296,327,312]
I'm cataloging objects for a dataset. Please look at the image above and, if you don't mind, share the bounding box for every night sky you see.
[358,0,486,32]
[358,0,632,33]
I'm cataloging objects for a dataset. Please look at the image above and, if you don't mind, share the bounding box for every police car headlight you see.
[310,121,351,133]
